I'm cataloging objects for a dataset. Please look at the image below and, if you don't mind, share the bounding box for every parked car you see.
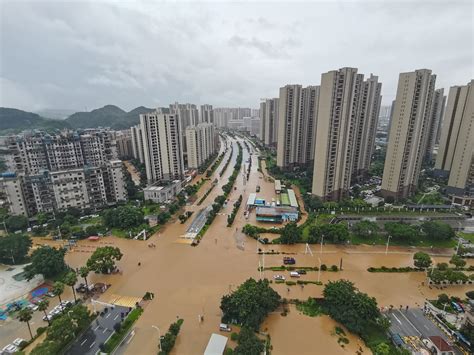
[283,257,296,265]
[273,274,285,281]
[12,338,25,347]
[290,271,300,278]
[46,291,56,298]
[1,344,18,354]
[219,323,232,332]
[75,283,87,293]
[297,270,307,275]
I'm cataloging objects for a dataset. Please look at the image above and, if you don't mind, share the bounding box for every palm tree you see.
[17,308,34,339]
[52,281,65,307]
[63,271,78,302]
[37,299,50,325]
[79,266,90,290]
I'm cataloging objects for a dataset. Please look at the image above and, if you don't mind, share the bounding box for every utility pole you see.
[317,258,322,283]
[152,325,161,351]
[320,235,324,254]
[385,235,392,255]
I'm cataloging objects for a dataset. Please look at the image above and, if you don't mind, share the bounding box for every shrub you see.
[231,332,239,341]
[320,264,328,271]
[330,265,339,272]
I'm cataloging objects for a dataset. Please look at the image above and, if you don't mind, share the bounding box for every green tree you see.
[0,234,32,264]
[5,215,28,231]
[374,342,390,355]
[37,299,50,325]
[234,327,264,355]
[421,221,455,241]
[280,222,300,244]
[18,307,34,339]
[102,206,144,229]
[63,271,78,302]
[320,223,350,244]
[220,278,281,330]
[52,281,65,305]
[384,222,419,242]
[413,252,432,268]
[24,246,67,280]
[437,262,449,271]
[86,246,123,274]
[450,255,466,269]
[323,280,380,335]
[437,293,449,304]
[352,221,379,239]
[46,315,75,345]
[30,340,60,355]
[467,291,474,300]
[68,304,91,330]
[79,266,90,289]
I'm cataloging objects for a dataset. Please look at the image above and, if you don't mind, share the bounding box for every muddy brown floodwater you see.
[31,136,473,355]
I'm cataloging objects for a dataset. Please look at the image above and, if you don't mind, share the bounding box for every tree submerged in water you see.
[220,278,280,330]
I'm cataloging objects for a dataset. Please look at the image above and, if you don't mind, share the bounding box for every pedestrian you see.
[138,262,141,266]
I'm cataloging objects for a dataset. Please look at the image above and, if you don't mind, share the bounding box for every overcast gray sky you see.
[0,0,472,112]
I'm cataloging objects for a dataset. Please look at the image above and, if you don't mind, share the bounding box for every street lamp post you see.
[152,325,162,351]
[320,235,324,254]
[385,235,392,255]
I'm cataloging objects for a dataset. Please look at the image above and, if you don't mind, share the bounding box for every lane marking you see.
[392,314,402,324]
[114,314,119,320]
[94,325,100,331]
[106,313,111,318]
[80,339,87,346]
[397,310,421,335]
[103,328,108,333]
[126,330,136,344]
[89,341,96,349]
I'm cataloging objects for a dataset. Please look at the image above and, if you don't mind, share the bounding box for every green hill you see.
[0,107,70,133]
[66,105,153,129]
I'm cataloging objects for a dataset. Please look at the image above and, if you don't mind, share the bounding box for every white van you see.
[290,271,300,278]
[219,323,231,332]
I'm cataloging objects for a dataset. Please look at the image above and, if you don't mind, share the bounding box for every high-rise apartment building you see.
[185,123,216,169]
[260,98,279,147]
[7,130,117,174]
[140,110,185,183]
[312,68,382,200]
[381,69,436,200]
[424,89,446,162]
[130,124,145,163]
[200,104,214,124]
[276,85,319,168]
[435,80,474,203]
[170,103,199,131]
[1,130,127,216]
[114,130,133,159]
[352,74,383,180]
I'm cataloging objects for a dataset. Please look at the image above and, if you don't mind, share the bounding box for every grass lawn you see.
[459,232,474,243]
[350,234,457,248]
[111,228,129,238]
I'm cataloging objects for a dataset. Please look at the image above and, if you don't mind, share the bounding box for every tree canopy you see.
[421,221,455,241]
[323,280,381,335]
[5,215,29,231]
[279,222,300,244]
[102,205,144,229]
[384,222,419,242]
[413,252,432,268]
[86,246,123,273]
[220,278,280,330]
[24,246,67,280]
[352,221,379,239]
[234,327,265,355]
[0,234,32,264]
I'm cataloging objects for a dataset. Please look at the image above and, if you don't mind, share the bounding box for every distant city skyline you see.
[1,1,471,112]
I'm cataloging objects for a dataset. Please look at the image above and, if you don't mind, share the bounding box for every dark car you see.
[75,283,87,293]
[297,270,307,275]
[283,257,296,265]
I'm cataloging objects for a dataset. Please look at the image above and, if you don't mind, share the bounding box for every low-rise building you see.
[256,206,298,223]
[143,180,183,204]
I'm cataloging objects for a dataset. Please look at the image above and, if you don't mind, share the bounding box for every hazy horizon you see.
[1,0,472,112]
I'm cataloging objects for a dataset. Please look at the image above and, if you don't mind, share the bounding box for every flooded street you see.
[23,136,473,355]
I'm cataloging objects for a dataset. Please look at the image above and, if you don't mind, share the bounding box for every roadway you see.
[66,305,130,355]
[388,308,463,355]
